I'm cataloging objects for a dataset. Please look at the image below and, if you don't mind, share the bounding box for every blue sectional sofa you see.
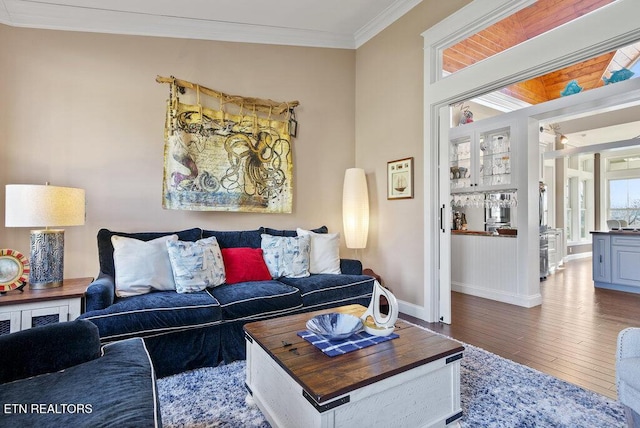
[79,226,375,377]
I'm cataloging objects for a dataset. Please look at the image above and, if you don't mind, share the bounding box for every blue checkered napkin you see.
[297,330,399,357]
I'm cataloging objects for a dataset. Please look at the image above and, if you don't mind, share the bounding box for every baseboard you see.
[565,252,592,261]
[398,300,430,321]
[452,282,542,308]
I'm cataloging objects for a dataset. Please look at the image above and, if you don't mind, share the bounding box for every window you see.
[442,0,615,79]
[566,156,594,242]
[579,180,587,239]
[609,178,640,227]
[566,178,573,240]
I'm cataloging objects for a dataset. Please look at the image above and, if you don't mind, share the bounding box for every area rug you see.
[157,330,626,427]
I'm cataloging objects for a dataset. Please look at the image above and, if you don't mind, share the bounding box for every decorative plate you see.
[0,249,30,292]
[306,313,363,341]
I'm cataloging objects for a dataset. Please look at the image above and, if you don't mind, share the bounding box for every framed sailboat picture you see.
[387,157,414,200]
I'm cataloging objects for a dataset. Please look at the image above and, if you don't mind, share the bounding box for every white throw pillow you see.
[296,228,341,274]
[112,234,178,297]
[166,236,226,293]
[261,234,311,279]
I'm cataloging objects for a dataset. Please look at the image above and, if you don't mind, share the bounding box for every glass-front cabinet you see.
[449,123,514,194]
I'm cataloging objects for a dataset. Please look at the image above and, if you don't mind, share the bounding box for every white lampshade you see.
[342,168,369,249]
[5,184,85,228]
[5,184,85,289]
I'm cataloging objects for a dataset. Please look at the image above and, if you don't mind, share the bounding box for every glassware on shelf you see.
[451,191,518,208]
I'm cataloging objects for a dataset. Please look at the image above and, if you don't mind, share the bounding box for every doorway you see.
[422,0,640,323]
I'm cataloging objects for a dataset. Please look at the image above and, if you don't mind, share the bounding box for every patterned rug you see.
[157,331,625,427]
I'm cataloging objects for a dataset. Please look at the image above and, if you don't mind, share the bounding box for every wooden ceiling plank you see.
[441,0,631,107]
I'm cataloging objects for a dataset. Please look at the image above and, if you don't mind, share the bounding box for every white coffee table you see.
[244,304,464,428]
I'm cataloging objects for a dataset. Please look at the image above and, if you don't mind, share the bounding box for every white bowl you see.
[306,313,363,341]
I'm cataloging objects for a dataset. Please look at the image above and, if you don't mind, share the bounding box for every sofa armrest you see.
[618,328,640,361]
[340,259,363,275]
[85,273,116,311]
[0,320,101,384]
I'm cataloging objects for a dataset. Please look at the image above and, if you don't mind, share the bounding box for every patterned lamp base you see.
[29,229,65,289]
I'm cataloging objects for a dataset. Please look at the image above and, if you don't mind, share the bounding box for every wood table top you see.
[244,304,464,403]
[0,277,93,306]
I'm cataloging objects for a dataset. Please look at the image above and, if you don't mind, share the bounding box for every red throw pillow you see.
[221,247,272,284]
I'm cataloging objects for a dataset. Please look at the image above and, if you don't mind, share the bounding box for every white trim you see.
[451,282,542,308]
[0,0,421,49]
[564,252,592,262]
[471,92,531,113]
[423,0,640,323]
[397,299,429,320]
[354,0,423,48]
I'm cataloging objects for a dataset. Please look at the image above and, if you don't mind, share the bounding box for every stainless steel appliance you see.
[539,182,550,279]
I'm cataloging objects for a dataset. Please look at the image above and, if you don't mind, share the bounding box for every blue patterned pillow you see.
[166,236,226,293]
[261,234,311,279]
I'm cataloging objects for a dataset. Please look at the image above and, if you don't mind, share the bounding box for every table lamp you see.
[5,184,85,289]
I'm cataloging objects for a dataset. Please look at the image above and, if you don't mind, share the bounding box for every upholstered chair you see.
[0,320,162,427]
[617,327,640,428]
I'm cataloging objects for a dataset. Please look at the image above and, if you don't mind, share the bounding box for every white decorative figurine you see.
[360,280,398,336]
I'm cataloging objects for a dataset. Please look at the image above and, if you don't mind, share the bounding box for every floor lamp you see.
[342,168,369,257]
[5,184,85,289]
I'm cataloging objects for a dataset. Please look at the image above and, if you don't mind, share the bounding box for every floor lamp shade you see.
[342,168,369,249]
[5,184,85,288]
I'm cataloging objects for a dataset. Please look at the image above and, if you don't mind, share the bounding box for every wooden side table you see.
[0,277,93,336]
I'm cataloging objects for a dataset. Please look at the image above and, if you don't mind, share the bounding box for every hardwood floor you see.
[402,257,640,400]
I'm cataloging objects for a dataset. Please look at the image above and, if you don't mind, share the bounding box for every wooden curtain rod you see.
[156,75,299,115]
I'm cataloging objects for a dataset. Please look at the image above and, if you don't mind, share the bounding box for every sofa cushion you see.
[279,274,374,309]
[202,228,262,248]
[260,225,328,237]
[221,248,272,284]
[79,290,222,342]
[261,234,311,279]
[167,236,226,292]
[98,228,202,277]
[297,229,341,274]
[210,280,302,321]
[112,234,178,297]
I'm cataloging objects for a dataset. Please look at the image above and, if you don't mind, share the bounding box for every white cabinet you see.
[548,228,564,274]
[449,122,515,194]
[0,277,91,336]
[0,300,77,336]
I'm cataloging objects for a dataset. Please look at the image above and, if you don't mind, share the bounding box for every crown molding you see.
[354,0,423,48]
[0,0,420,49]
[0,0,354,48]
[471,91,531,113]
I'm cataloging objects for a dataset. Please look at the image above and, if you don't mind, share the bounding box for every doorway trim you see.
[422,0,640,323]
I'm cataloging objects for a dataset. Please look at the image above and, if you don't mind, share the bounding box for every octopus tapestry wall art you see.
[162,91,294,213]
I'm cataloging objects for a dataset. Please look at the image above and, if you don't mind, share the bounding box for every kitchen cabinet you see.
[592,233,610,283]
[548,228,564,274]
[612,235,640,288]
[592,232,640,293]
[449,123,515,194]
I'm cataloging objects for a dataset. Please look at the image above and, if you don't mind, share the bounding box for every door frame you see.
[422,0,640,323]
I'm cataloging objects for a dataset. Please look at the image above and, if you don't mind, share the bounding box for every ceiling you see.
[0,0,422,49]
[444,0,632,105]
